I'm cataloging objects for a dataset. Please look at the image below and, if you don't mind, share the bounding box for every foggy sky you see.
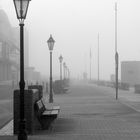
[1,0,140,80]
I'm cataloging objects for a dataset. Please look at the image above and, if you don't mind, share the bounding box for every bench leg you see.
[40,116,57,129]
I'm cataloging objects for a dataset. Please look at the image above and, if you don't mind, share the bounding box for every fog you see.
[1,0,140,80]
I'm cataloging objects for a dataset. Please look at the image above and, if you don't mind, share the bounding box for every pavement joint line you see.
[39,133,140,136]
[118,99,140,113]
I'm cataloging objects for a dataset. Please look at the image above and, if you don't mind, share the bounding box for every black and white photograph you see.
[0,0,140,140]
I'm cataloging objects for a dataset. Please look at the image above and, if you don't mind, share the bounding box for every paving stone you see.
[1,83,140,140]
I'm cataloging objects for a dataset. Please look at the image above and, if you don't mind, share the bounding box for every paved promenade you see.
[1,82,140,139]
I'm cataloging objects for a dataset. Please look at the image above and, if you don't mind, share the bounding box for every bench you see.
[34,99,60,129]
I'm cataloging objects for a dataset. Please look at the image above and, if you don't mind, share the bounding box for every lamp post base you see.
[18,120,27,140]
[18,133,27,140]
[49,93,53,103]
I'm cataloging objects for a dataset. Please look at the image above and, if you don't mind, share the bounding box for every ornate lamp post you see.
[13,0,31,140]
[65,65,68,80]
[98,34,100,82]
[67,68,70,80]
[47,35,55,103]
[59,55,63,81]
[63,62,66,80]
[89,48,92,81]
[115,2,119,100]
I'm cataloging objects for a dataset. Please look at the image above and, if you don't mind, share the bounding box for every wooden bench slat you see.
[37,100,43,109]
[52,106,60,110]
[51,110,59,115]
[41,99,60,110]
[46,106,60,110]
[43,110,59,115]
[43,110,52,115]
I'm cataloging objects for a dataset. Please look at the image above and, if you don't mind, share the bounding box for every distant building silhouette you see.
[0,9,40,84]
[0,9,19,82]
[121,61,140,86]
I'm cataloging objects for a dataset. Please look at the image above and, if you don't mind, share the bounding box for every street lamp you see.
[47,35,55,103]
[68,68,70,80]
[67,67,70,80]
[98,34,100,82]
[65,65,68,80]
[63,62,66,80]
[13,0,31,140]
[115,2,119,100]
[89,48,92,81]
[59,55,63,81]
